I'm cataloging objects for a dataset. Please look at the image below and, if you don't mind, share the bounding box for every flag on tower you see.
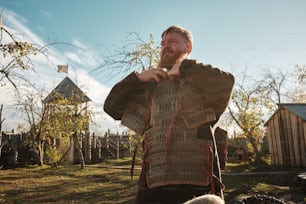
[57,65,68,73]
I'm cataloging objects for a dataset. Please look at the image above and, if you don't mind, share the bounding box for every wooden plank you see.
[280,109,290,166]
[274,112,283,165]
[304,123,306,167]
[284,109,295,166]
[277,111,285,166]
[296,117,303,167]
[266,122,274,164]
[295,114,303,167]
[298,119,306,167]
[290,112,301,167]
[270,118,278,165]
[267,120,276,165]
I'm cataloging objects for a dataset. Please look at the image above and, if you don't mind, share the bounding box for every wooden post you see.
[277,112,283,165]
[281,109,290,166]
[272,118,278,165]
[92,133,96,162]
[117,140,119,159]
[291,113,301,167]
[98,136,102,160]
[84,132,91,163]
[302,122,306,167]
[285,110,295,166]
[129,134,132,157]
[106,129,110,148]
[69,135,74,164]
[298,118,306,167]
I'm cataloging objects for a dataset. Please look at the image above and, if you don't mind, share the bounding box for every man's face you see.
[159,32,191,69]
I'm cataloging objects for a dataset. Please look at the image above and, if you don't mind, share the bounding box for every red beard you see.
[159,49,185,69]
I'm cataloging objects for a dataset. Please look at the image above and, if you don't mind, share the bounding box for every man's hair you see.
[161,25,193,45]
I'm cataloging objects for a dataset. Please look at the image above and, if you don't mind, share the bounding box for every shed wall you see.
[266,108,306,167]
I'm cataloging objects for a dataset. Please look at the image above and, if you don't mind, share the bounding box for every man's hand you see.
[167,54,187,78]
[167,61,181,79]
[137,68,169,83]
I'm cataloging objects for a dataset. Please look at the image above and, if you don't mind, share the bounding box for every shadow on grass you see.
[1,159,305,204]
[224,159,305,173]
[222,165,305,203]
[0,164,138,204]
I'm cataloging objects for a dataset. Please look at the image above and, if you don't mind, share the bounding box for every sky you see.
[1,0,306,133]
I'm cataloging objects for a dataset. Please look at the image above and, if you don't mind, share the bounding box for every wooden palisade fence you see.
[0,129,132,167]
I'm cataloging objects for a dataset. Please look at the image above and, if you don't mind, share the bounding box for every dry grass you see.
[0,163,139,204]
[0,158,305,203]
[222,159,305,203]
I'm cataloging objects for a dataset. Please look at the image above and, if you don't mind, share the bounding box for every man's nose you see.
[162,44,170,52]
[162,41,171,48]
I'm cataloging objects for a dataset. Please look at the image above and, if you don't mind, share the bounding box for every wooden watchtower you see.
[43,77,91,164]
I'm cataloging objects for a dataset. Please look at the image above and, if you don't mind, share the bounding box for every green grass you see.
[0,158,305,203]
[222,159,305,203]
[222,173,299,202]
[0,162,139,204]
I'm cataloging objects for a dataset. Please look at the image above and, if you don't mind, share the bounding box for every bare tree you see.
[228,74,275,162]
[0,16,40,89]
[291,64,306,102]
[258,68,291,104]
[89,32,160,81]
[0,15,73,90]
[0,15,49,166]
[14,86,48,166]
[0,104,8,163]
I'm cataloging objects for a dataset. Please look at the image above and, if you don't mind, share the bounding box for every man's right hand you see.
[137,68,169,83]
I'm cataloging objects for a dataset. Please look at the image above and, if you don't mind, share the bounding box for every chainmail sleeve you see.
[179,59,235,124]
[103,72,150,120]
[104,72,155,135]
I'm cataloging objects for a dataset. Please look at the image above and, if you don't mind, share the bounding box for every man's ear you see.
[186,43,192,54]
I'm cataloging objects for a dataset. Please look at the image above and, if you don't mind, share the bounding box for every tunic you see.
[104,59,235,189]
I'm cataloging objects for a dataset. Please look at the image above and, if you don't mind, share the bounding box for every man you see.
[104,25,234,204]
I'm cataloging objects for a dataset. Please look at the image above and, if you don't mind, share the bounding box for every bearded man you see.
[104,25,235,204]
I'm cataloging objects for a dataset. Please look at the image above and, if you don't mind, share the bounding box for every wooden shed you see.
[264,103,306,167]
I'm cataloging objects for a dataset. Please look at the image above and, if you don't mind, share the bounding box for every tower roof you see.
[43,77,91,104]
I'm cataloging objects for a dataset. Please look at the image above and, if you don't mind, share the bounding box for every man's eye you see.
[161,40,177,46]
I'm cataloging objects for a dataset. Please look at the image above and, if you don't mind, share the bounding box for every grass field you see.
[0,158,305,204]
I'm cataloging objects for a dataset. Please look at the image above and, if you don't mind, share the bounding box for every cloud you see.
[68,38,103,67]
[40,10,53,20]
[3,9,45,47]
[0,86,15,105]
[64,52,83,64]
[1,8,124,134]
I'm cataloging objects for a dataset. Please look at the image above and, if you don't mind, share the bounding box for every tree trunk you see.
[247,134,261,161]
[0,104,4,160]
[0,104,3,132]
[38,140,45,166]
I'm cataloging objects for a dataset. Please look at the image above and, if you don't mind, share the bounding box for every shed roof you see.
[265,103,306,126]
[43,77,91,104]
